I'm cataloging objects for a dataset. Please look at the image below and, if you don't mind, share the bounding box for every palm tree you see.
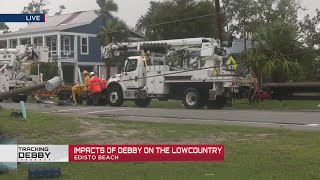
[97,17,128,46]
[96,0,118,15]
[242,20,304,84]
[96,0,128,79]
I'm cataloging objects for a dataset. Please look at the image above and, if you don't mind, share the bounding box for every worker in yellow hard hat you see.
[71,70,91,106]
[83,70,91,88]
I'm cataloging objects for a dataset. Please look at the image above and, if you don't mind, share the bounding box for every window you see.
[50,38,57,56]
[63,36,71,55]
[36,39,43,46]
[124,59,138,72]
[80,37,89,55]
[10,40,17,48]
[27,40,31,46]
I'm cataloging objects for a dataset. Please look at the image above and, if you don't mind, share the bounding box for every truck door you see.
[121,58,140,89]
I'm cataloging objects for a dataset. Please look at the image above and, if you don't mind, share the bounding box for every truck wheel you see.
[58,92,68,101]
[207,96,226,109]
[12,95,28,103]
[135,98,152,107]
[183,88,201,109]
[0,99,3,102]
[108,87,124,107]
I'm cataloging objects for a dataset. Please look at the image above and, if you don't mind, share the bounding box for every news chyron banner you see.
[0,145,224,163]
[0,14,45,23]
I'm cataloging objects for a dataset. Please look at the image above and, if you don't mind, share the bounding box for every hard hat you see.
[90,72,95,76]
[83,70,88,75]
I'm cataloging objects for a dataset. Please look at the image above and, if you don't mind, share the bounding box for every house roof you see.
[0,10,101,37]
[0,10,145,39]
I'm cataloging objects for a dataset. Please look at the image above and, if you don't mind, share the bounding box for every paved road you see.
[1,102,320,130]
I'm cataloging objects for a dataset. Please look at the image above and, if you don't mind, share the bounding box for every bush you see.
[30,60,59,81]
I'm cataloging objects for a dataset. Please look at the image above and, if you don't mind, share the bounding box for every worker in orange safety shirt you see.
[100,75,107,90]
[88,72,102,106]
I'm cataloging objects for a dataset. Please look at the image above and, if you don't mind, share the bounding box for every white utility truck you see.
[0,45,49,102]
[103,38,241,109]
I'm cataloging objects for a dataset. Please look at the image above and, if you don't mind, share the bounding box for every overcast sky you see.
[1,0,319,32]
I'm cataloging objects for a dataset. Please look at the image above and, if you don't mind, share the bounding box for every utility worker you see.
[83,70,91,88]
[249,79,259,104]
[98,75,108,105]
[71,70,91,106]
[88,72,102,106]
[100,75,107,91]
[244,66,257,79]
[243,66,258,103]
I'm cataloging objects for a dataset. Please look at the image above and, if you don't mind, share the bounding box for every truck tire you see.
[135,98,152,107]
[108,87,124,107]
[12,95,28,103]
[58,92,68,101]
[183,88,202,109]
[207,96,226,109]
[0,99,3,102]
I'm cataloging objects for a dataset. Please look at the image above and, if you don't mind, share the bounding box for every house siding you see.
[62,14,107,63]
[77,36,102,63]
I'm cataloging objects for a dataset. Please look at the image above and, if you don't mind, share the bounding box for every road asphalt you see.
[1,102,320,130]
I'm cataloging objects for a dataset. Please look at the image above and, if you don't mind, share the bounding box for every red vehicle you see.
[255,90,272,101]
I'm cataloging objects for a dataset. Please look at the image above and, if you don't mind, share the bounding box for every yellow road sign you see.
[225,56,238,70]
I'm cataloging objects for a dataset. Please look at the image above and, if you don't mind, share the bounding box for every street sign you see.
[225,56,238,70]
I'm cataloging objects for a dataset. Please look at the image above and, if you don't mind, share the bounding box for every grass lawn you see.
[123,99,320,110]
[0,111,320,179]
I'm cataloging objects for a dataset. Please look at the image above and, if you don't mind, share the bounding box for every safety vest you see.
[100,79,107,90]
[89,76,102,94]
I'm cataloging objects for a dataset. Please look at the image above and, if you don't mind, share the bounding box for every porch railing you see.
[48,50,76,61]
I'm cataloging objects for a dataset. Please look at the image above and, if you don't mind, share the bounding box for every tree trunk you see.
[106,58,111,80]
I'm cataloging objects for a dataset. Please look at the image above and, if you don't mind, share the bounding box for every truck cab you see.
[107,55,150,107]
[119,56,146,89]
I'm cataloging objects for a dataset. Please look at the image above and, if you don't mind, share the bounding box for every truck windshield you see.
[124,59,138,72]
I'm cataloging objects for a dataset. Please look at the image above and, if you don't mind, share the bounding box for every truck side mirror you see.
[121,69,127,76]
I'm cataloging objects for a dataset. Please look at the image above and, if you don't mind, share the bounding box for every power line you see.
[144,13,223,28]
[105,12,223,34]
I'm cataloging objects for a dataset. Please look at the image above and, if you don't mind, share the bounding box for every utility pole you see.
[243,12,247,52]
[214,0,223,45]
